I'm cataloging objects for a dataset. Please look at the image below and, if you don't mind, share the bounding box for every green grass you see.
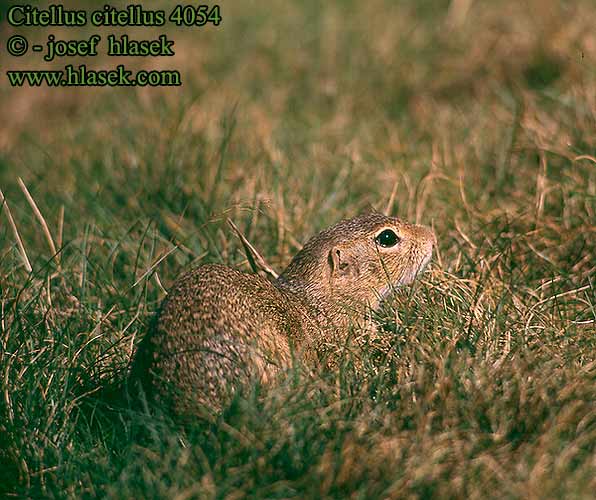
[1,0,595,497]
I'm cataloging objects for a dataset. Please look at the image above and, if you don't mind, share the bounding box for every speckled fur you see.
[130,211,435,414]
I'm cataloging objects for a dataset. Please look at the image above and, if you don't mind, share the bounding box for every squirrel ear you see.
[328,247,341,275]
[328,247,358,277]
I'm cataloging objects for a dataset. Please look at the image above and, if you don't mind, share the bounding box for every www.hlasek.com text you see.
[7,65,182,87]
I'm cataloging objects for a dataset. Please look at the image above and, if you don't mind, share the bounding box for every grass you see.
[1,0,595,497]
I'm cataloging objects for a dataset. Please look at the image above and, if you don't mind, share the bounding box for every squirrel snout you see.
[415,224,436,254]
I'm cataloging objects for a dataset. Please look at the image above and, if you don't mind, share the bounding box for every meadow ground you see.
[0,0,595,497]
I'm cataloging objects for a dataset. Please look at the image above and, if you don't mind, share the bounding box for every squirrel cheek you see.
[367,261,379,275]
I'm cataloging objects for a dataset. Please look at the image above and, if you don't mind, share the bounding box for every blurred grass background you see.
[0,0,595,498]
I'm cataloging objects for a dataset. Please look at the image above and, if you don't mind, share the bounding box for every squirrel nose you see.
[429,230,437,249]
[415,224,436,251]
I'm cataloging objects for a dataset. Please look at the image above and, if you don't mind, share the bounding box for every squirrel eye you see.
[375,229,400,248]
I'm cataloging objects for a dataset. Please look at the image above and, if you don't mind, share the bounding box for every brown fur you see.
[130,211,435,414]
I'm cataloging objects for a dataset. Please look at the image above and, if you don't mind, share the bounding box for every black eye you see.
[375,229,400,248]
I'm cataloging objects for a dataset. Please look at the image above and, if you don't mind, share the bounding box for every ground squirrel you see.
[130,211,435,414]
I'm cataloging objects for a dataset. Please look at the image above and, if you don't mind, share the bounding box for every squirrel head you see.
[279,210,435,313]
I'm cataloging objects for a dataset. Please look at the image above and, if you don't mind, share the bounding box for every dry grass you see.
[0,0,594,498]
